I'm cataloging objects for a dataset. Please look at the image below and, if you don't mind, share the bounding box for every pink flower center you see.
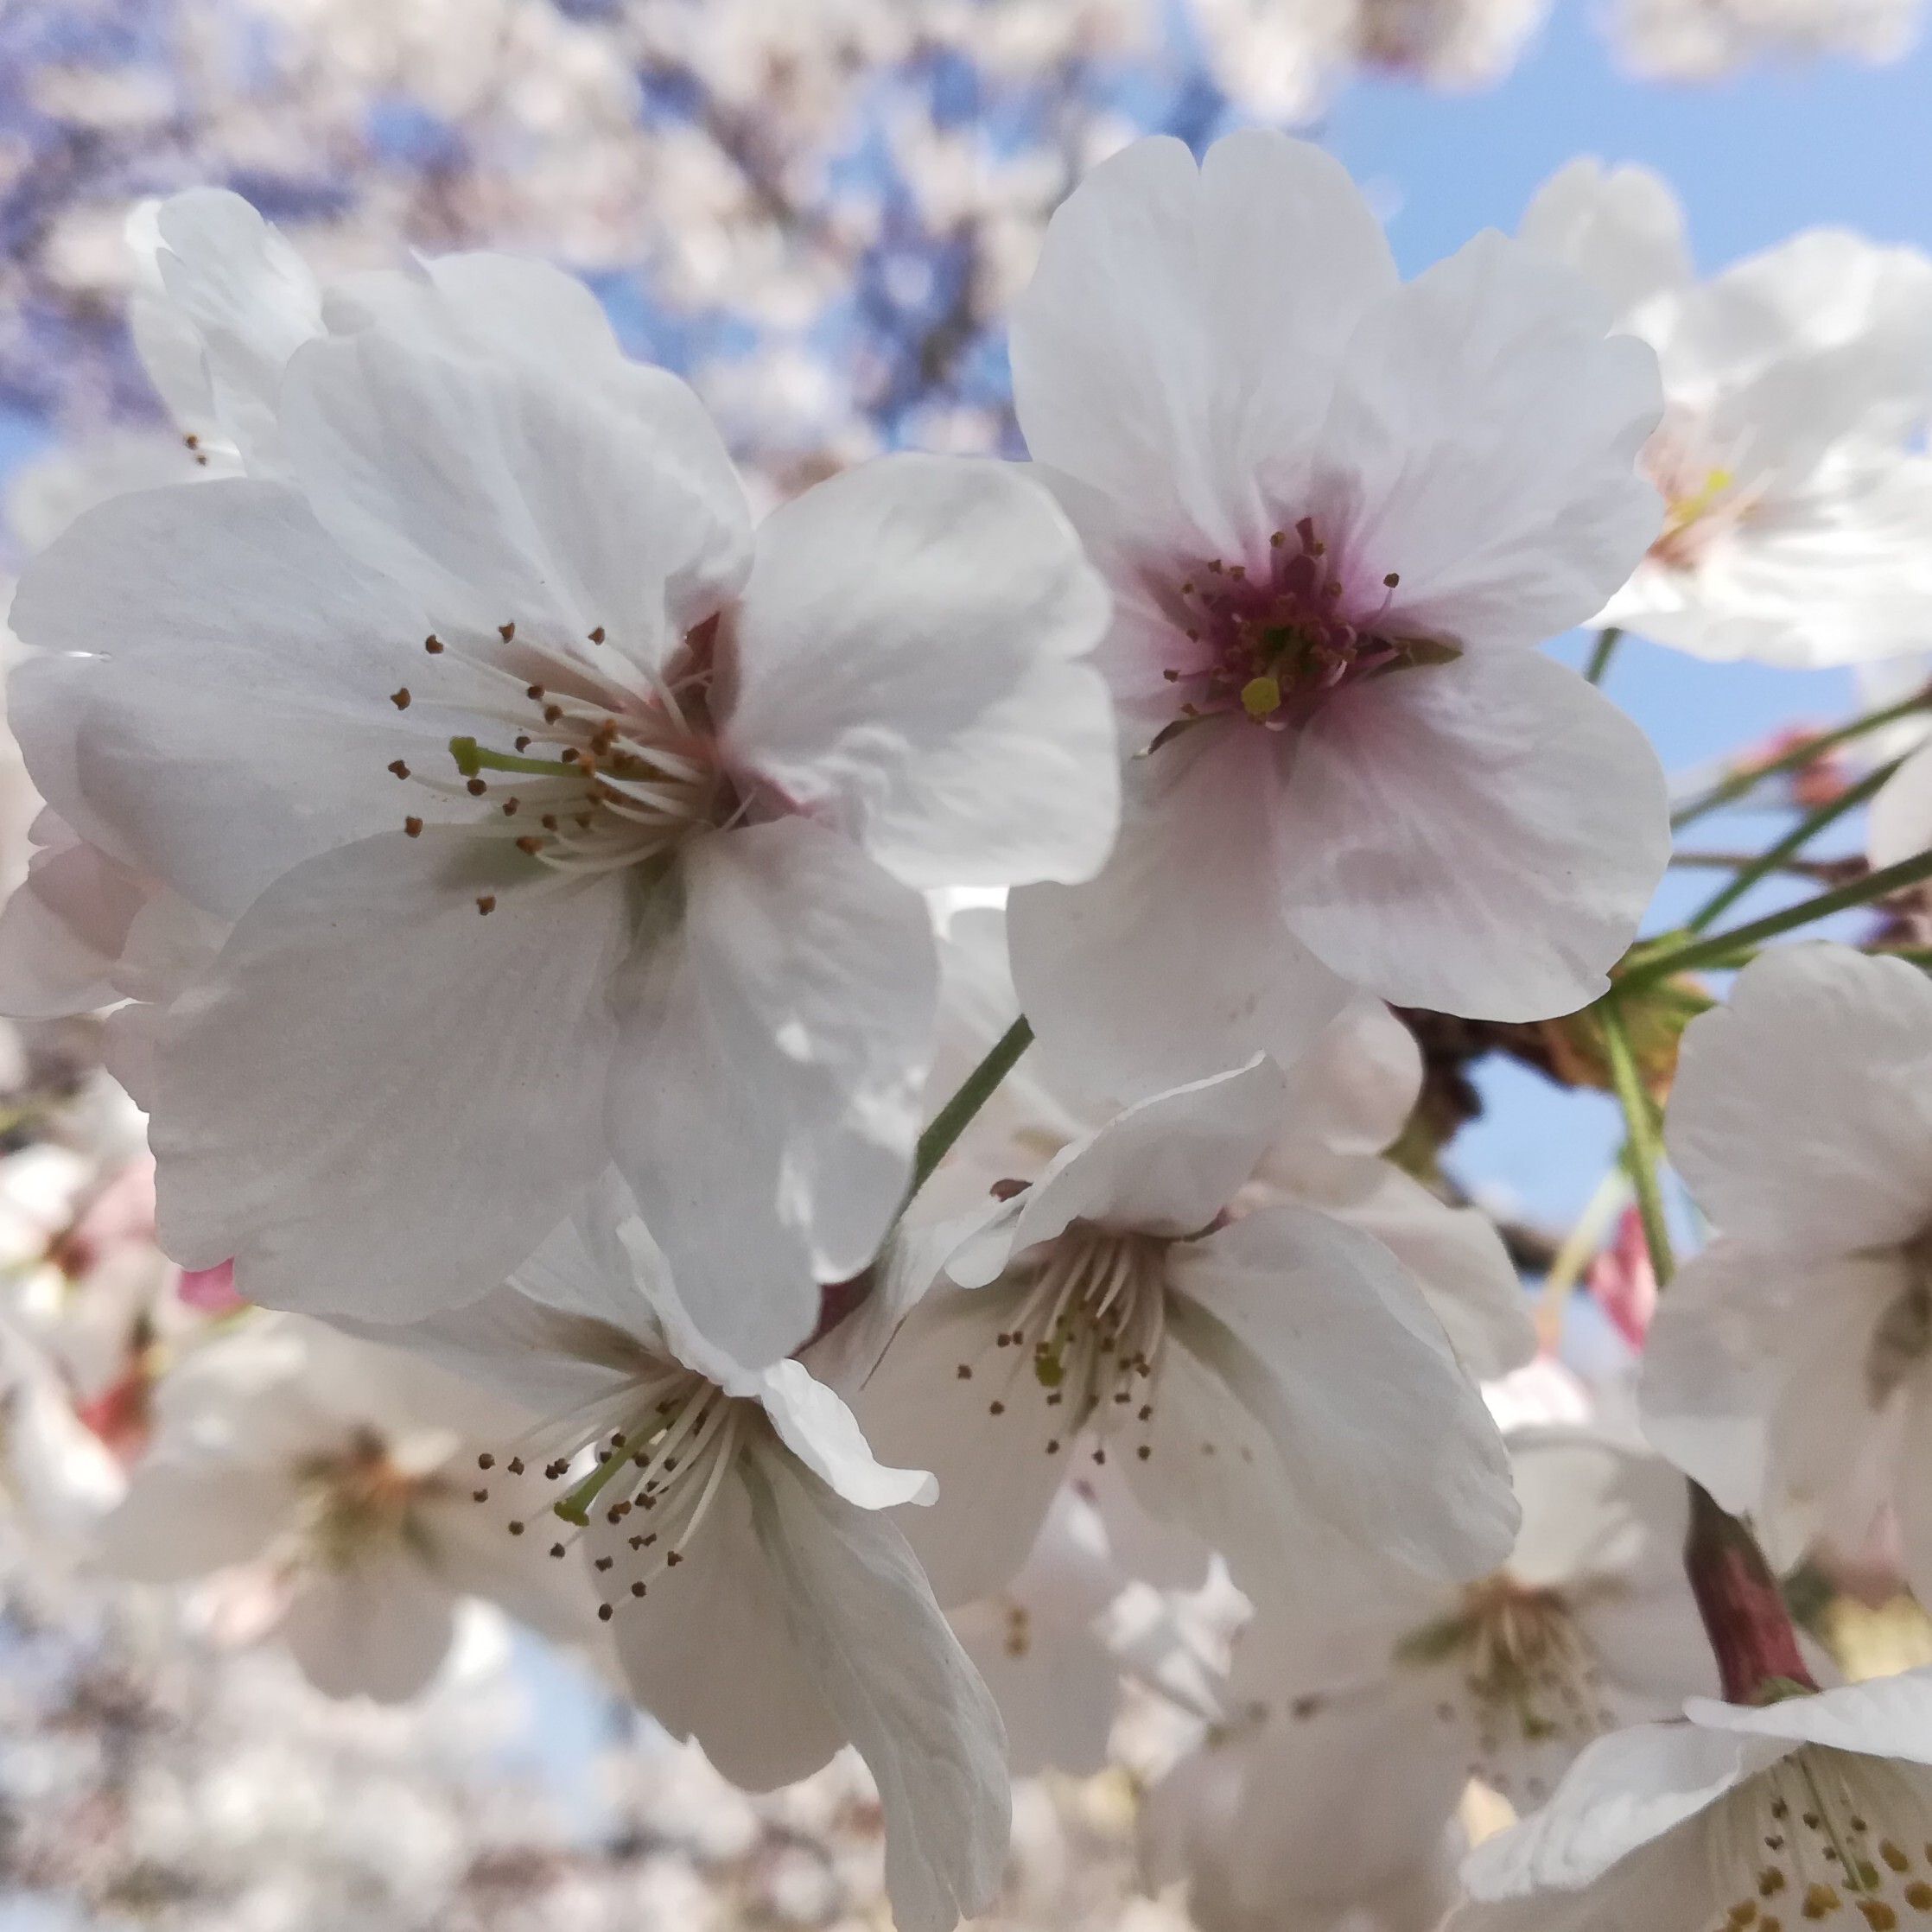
[1161,516,1458,734]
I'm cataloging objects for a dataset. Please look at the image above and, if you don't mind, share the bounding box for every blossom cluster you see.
[7,75,1932,1932]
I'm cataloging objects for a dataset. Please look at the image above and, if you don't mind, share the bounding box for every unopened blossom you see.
[4,191,1118,1367]
[921,908,1534,1382]
[99,1315,595,1701]
[361,1179,1007,1932]
[1146,1428,1715,1932]
[1453,1670,1932,1931]
[859,1056,1517,1618]
[1521,158,1932,668]
[1643,944,1932,1603]
[1004,130,1669,1096]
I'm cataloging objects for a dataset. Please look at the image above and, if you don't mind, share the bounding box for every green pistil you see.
[449,735,578,780]
[552,1406,660,1526]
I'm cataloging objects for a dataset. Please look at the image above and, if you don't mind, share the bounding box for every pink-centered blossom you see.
[1004,130,1671,1099]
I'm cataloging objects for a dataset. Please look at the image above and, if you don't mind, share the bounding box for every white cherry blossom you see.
[1521,157,1932,667]
[1454,1671,1932,1932]
[99,1314,595,1702]
[1004,128,1669,1094]
[4,196,1118,1367]
[858,1056,1518,1618]
[1643,943,1932,1601]
[1145,1428,1716,1932]
[356,1180,1008,1932]
[920,908,1535,1382]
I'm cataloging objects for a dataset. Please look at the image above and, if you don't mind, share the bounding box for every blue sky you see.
[1318,3,1932,1228]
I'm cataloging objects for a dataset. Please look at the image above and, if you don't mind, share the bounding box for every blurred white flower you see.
[1454,1670,1932,1931]
[1522,157,1932,667]
[6,200,1117,1367]
[1006,130,1668,1098]
[100,1313,595,1700]
[1610,0,1923,78]
[1143,1427,1714,1932]
[860,1055,1517,1624]
[360,1178,1009,1932]
[1643,943,1932,1603]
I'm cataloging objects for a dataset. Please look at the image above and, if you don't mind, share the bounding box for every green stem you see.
[1622,845,1932,992]
[906,1016,1034,1203]
[1583,626,1622,686]
[1599,1000,1674,1284]
[1683,758,1899,934]
[1671,688,1931,830]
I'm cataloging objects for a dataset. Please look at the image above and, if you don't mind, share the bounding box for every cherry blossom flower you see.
[5,196,1118,1367]
[1003,129,1669,1093]
[1143,1428,1716,1932]
[1521,157,1932,667]
[99,1315,596,1701]
[355,1179,1008,1932]
[857,1056,1518,1619]
[919,909,1535,1382]
[1453,1671,1932,1931]
[1642,943,1932,1603]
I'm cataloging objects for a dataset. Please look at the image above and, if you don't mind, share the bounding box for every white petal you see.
[147,189,325,473]
[948,1058,1290,1288]
[591,1474,847,1790]
[281,325,752,664]
[1009,718,1351,1106]
[1870,740,1932,871]
[98,1461,292,1580]
[754,1357,936,1509]
[1897,1387,1932,1613]
[726,454,1117,889]
[1460,1720,1789,1899]
[153,830,626,1319]
[1516,158,1693,320]
[1665,943,1932,1253]
[948,1598,1118,1778]
[1506,1427,1692,1595]
[9,480,438,918]
[1310,230,1662,652]
[1168,1204,1518,1579]
[1279,649,1669,1019]
[280,1548,459,1702]
[1011,131,1395,556]
[745,1439,1010,1932]
[854,1282,1067,1608]
[0,836,149,1017]
[1686,1668,1932,1766]
[1269,994,1424,1158]
[608,817,935,1370]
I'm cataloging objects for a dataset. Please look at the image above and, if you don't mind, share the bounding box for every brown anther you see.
[1163,668,1181,681]
[499,622,516,642]
[631,1581,646,1597]
[391,688,410,709]
[466,777,487,796]
[184,433,200,448]
[424,634,444,653]
[515,836,543,855]
[476,895,497,915]
[562,747,581,763]
[611,1435,626,1450]
[629,1535,646,1550]
[1138,1404,1153,1421]
[502,798,520,817]
[594,1556,613,1572]
[956,1364,972,1381]
[1270,531,1286,547]
[515,735,532,752]
[478,1454,495,1470]
[588,626,606,644]
[389,759,410,779]
[543,704,564,724]
[1092,1449,1106,1465]
[508,1521,524,1535]
[541,813,559,830]
[550,1543,565,1558]
[404,817,423,837]
[1137,1445,1151,1459]
[598,1604,613,1622]
[989,1401,1005,1415]
[597,1451,612,1465]
[665,1550,683,1567]
[473,1489,488,1502]
[1383,572,1401,588]
[1045,1439,1060,1454]
[525,683,544,700]
[990,1179,1029,1201]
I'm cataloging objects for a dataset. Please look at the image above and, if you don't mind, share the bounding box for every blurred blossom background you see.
[3,0,1931,1925]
